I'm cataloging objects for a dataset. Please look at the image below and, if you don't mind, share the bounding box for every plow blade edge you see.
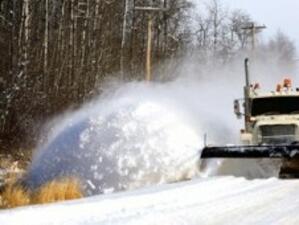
[201,145,299,159]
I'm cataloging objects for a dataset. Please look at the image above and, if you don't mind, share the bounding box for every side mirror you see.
[234,100,242,119]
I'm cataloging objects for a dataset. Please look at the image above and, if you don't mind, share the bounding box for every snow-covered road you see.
[1,176,299,225]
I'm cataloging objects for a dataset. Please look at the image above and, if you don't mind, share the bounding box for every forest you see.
[0,0,296,150]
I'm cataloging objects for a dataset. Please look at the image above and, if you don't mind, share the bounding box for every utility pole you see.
[242,23,266,50]
[134,3,168,81]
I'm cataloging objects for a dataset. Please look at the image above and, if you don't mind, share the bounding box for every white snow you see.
[25,82,204,195]
[1,176,299,225]
[4,80,297,224]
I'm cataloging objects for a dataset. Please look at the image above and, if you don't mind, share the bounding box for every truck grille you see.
[259,125,296,144]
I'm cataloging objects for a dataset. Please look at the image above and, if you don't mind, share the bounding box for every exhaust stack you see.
[244,58,251,131]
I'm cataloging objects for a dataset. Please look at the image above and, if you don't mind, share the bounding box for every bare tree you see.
[2,0,295,152]
[230,9,252,49]
[43,0,49,93]
[207,0,227,52]
[120,0,130,79]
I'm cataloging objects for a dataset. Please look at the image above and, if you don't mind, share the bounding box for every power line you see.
[242,23,266,50]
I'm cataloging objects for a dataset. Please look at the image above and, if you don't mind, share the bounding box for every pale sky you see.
[221,0,299,54]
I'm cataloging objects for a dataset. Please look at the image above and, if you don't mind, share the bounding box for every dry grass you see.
[32,178,83,204]
[1,184,30,209]
[0,177,84,209]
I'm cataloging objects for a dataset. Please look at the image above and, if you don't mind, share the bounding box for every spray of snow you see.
[25,81,209,195]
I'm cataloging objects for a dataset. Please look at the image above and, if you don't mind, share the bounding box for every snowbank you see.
[1,176,299,225]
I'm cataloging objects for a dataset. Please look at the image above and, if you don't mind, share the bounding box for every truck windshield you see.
[251,96,299,116]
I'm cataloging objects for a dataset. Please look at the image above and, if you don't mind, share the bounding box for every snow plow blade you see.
[201,144,299,159]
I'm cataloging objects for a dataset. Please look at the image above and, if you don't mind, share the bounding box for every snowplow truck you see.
[201,58,299,178]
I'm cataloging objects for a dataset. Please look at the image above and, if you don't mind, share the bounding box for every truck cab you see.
[201,59,299,178]
[235,80,299,146]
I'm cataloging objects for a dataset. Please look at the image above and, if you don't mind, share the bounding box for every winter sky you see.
[221,0,299,55]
